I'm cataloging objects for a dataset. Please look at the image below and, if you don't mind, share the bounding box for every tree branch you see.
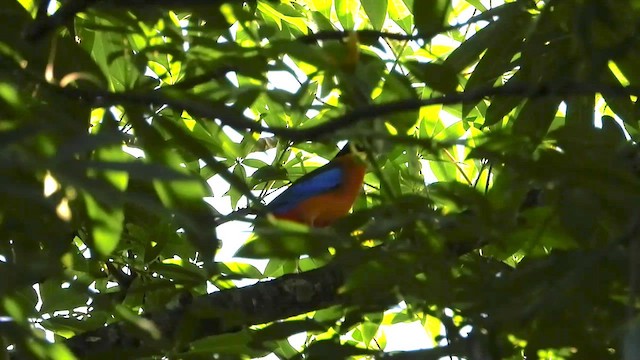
[297,30,422,44]
[9,201,528,358]
[376,340,468,360]
[51,80,640,143]
[287,81,640,141]
[57,263,344,359]
[22,0,245,42]
[22,0,99,42]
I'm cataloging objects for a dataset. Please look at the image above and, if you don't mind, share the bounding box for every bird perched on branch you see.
[265,144,366,227]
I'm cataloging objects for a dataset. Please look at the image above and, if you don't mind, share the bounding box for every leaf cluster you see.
[3,0,640,359]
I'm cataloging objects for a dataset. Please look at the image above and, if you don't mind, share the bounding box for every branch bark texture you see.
[60,264,344,358]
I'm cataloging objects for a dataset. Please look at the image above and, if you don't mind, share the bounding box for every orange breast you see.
[274,155,366,227]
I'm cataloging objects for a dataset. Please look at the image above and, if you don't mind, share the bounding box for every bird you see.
[265,144,366,227]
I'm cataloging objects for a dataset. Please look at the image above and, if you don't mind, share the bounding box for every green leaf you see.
[148,262,206,284]
[270,41,335,72]
[361,319,381,346]
[89,17,141,91]
[565,96,595,132]
[84,192,124,256]
[263,259,286,277]
[218,262,264,279]
[242,158,269,168]
[413,0,449,38]
[465,0,487,11]
[305,339,378,358]
[39,281,88,314]
[362,0,388,29]
[484,96,522,127]
[334,0,357,30]
[3,1,105,87]
[404,61,458,93]
[311,10,337,31]
[462,15,531,116]
[388,0,413,33]
[81,114,130,256]
[512,98,562,144]
[311,0,332,17]
[252,319,327,344]
[189,330,263,356]
[603,92,640,131]
[444,2,527,72]
[238,221,343,259]
[375,71,419,134]
[235,234,315,259]
[558,188,601,241]
[229,164,247,209]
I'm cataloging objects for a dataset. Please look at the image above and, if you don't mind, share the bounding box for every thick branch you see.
[59,263,344,358]
[10,202,529,359]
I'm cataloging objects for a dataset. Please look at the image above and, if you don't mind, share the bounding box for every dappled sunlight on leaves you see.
[3,0,640,358]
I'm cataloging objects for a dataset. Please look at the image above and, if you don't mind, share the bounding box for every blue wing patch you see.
[266,167,344,214]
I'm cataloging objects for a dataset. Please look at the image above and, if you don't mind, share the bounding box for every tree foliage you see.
[2,0,640,359]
